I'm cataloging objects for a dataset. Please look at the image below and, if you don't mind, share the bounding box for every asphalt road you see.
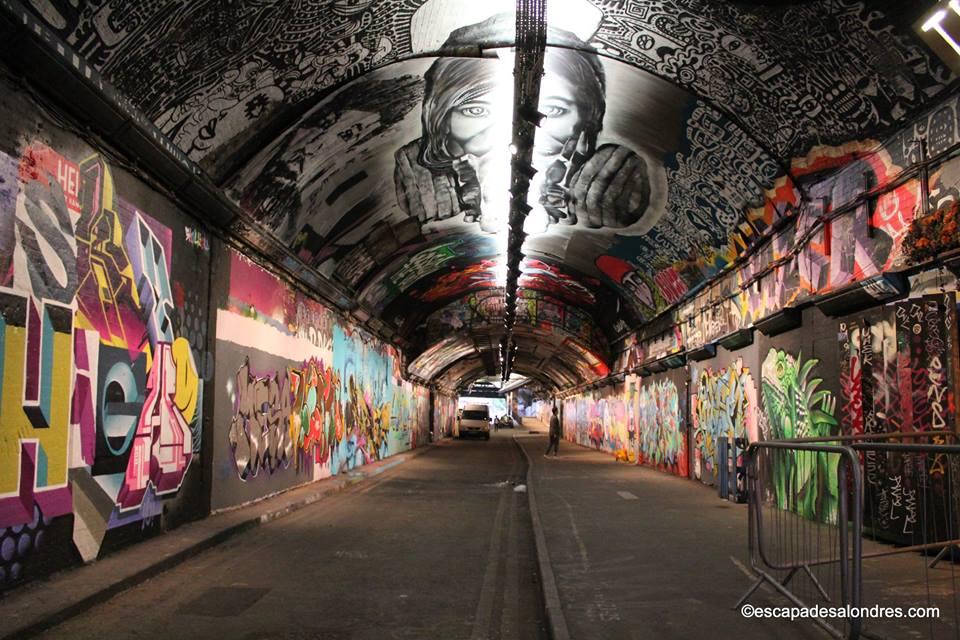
[39,431,546,640]
[516,435,827,640]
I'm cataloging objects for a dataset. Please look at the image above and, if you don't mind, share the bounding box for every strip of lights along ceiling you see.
[502,0,546,380]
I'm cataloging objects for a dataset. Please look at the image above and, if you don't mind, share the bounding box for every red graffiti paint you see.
[18,144,81,215]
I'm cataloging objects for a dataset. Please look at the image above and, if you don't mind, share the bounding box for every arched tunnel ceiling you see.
[436,356,571,393]
[408,288,609,387]
[27,0,956,388]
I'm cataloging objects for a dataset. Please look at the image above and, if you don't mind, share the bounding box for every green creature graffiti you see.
[761,349,839,524]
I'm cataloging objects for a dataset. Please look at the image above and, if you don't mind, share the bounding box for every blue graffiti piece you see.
[35,445,48,487]
[101,360,141,456]
[38,306,54,426]
[125,213,174,345]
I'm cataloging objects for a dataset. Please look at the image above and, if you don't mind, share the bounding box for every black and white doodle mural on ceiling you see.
[27,0,951,167]
[25,0,956,334]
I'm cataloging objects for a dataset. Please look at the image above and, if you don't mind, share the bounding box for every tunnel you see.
[1,0,960,638]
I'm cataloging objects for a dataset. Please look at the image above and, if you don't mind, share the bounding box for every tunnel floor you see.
[514,430,823,640]
[16,428,960,639]
[516,427,960,640]
[36,432,547,640]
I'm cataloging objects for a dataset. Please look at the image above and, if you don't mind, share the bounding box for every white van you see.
[459,404,491,440]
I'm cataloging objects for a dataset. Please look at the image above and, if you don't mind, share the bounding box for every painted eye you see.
[542,104,569,118]
[458,104,490,118]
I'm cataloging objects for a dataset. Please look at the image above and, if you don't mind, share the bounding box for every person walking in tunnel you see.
[545,406,561,457]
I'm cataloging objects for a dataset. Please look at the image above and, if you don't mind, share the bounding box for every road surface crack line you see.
[513,435,572,640]
[470,455,513,640]
[558,494,590,573]
[501,482,521,639]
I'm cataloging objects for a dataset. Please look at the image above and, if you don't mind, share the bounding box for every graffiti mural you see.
[838,296,956,437]
[434,392,457,439]
[691,360,757,487]
[636,377,687,477]
[229,359,295,480]
[562,389,629,456]
[73,155,201,533]
[422,288,606,356]
[28,2,950,321]
[358,235,497,314]
[760,349,839,524]
[661,95,960,363]
[838,294,958,544]
[0,141,207,589]
[28,0,949,172]
[16,3,957,443]
[563,372,685,475]
[217,250,430,507]
[0,291,74,572]
[395,17,658,237]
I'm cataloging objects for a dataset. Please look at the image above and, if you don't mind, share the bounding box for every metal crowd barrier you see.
[737,432,960,640]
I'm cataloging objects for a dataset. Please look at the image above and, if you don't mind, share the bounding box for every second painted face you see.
[536,73,582,157]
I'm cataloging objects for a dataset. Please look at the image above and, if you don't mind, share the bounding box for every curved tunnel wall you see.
[548,91,960,528]
[0,67,439,591]
[211,249,433,511]
[559,295,959,528]
[0,3,957,587]
[602,90,960,380]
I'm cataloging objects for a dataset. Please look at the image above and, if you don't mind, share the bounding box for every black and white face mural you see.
[227,6,675,302]
[395,14,663,237]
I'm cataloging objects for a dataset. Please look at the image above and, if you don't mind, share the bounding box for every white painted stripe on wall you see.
[216,309,332,362]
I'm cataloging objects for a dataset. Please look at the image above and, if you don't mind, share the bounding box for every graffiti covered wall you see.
[525,399,553,427]
[561,369,687,475]
[0,75,212,589]
[690,359,758,486]
[837,294,958,539]
[212,250,430,510]
[642,92,960,362]
[635,371,688,476]
[433,391,457,438]
[759,347,840,523]
[563,382,632,457]
[837,294,956,438]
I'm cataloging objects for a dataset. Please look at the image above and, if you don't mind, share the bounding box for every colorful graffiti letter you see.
[692,360,757,485]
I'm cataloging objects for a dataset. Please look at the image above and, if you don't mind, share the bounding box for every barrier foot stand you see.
[801,564,832,602]
[734,574,767,610]
[780,567,799,588]
[928,544,958,569]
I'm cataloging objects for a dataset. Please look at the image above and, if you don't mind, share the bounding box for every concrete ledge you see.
[0,442,440,640]
[513,434,572,640]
